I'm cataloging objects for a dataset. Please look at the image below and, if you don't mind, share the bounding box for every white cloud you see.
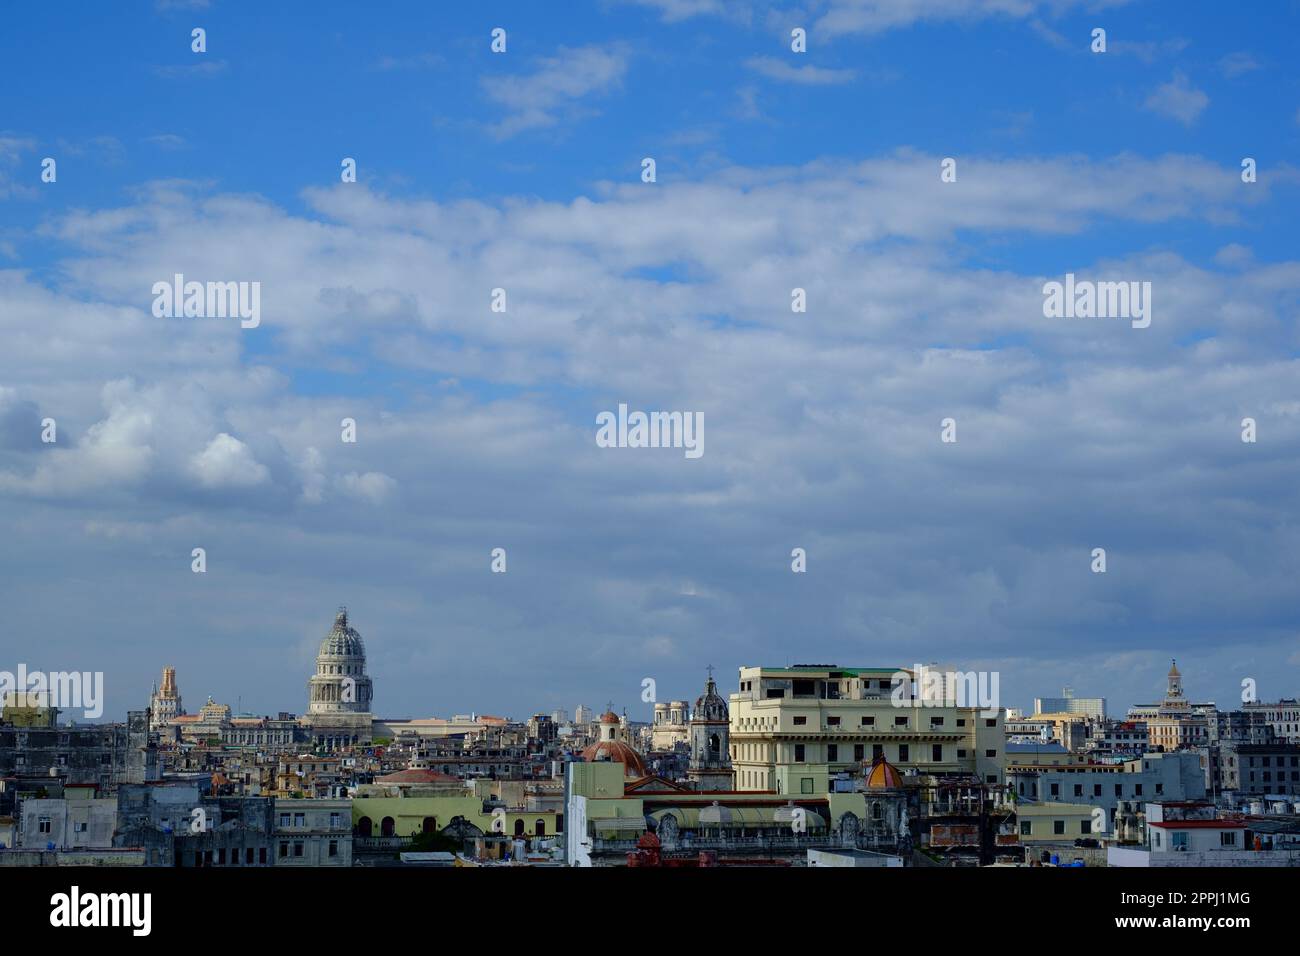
[744,56,856,85]
[481,45,628,138]
[815,0,1066,38]
[1144,71,1210,126]
[4,148,1299,718]
[1218,51,1261,78]
[335,471,397,504]
[189,433,270,489]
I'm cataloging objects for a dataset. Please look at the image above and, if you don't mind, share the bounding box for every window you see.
[985,749,996,758]
[1134,784,1142,796]
[1050,783,1060,796]
[294,813,305,827]
[1053,820,1065,835]
[74,821,87,833]
[800,777,814,794]
[985,719,997,727]
[1114,784,1123,796]
[872,744,883,760]
[1020,821,1032,835]
[827,716,841,727]
[860,716,874,726]
[898,744,909,762]
[1081,820,1091,834]
[279,842,288,859]
[329,840,339,857]
[1073,784,1083,797]
[1093,784,1102,796]
[930,716,944,727]
[932,744,943,761]
[894,716,908,727]
[246,847,254,864]
[259,848,267,864]
[794,744,805,763]
[293,842,304,858]
[279,813,290,827]
[793,716,807,726]
[1220,831,1237,847]
[330,812,341,828]
[1171,832,1189,849]
[854,744,864,761]
[827,744,838,762]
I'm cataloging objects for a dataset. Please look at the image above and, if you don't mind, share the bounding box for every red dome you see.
[581,739,646,777]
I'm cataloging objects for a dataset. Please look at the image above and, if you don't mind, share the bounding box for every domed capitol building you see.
[302,607,375,750]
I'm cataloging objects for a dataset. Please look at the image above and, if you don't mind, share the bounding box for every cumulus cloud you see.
[189,433,270,489]
[335,471,397,504]
[3,146,1299,719]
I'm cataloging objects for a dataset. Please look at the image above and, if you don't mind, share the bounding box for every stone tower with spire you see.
[688,668,734,791]
[148,665,183,730]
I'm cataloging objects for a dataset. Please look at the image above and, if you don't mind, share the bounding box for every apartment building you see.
[729,665,1004,796]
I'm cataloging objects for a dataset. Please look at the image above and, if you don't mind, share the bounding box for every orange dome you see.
[864,755,904,789]
[599,710,621,724]
[581,739,646,777]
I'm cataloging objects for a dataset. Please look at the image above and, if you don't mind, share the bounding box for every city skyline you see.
[37,609,1293,724]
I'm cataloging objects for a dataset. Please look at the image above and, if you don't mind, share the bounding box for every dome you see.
[581,739,646,778]
[693,675,728,722]
[864,755,904,789]
[319,607,366,659]
[599,710,621,724]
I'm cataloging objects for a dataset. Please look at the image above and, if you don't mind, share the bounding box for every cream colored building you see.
[1016,801,1099,844]
[1144,661,1210,752]
[729,665,1005,795]
[651,700,690,750]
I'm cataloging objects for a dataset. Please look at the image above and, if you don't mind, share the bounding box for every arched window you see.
[381,816,396,837]
[709,733,721,755]
[535,819,546,836]
[513,819,526,837]
[356,816,373,837]
[422,816,437,834]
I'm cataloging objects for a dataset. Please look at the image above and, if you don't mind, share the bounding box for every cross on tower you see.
[706,664,715,680]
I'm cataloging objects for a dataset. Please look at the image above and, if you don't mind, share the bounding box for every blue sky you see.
[1,0,1299,723]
